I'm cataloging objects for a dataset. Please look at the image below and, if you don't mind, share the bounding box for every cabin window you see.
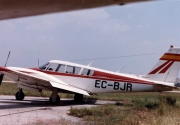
[66,65,81,74]
[39,62,49,70]
[56,64,65,73]
[66,65,73,73]
[81,68,94,76]
[89,70,94,76]
[74,67,81,74]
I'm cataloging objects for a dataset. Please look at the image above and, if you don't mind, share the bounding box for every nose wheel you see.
[15,88,25,100]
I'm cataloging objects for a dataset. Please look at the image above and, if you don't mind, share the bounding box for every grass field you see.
[69,100,180,125]
[1,83,180,125]
[69,94,180,125]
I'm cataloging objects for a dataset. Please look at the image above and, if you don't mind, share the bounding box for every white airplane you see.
[0,0,155,20]
[0,45,179,104]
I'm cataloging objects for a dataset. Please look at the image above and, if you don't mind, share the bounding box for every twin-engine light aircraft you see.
[0,46,180,104]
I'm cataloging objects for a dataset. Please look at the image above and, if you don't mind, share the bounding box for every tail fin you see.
[145,45,180,83]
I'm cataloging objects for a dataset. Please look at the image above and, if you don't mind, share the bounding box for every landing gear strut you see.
[74,94,84,102]
[15,88,25,100]
[49,88,60,104]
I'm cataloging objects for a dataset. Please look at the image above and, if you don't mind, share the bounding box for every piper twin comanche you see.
[0,46,180,104]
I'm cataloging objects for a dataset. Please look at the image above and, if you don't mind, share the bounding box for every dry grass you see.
[70,95,180,125]
[2,83,180,124]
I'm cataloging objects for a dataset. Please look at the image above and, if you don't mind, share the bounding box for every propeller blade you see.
[0,74,4,85]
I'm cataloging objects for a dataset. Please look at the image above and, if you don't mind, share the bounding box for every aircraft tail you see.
[145,46,180,83]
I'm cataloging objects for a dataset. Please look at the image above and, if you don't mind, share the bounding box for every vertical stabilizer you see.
[145,46,180,83]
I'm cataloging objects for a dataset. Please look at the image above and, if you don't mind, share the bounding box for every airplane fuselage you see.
[5,63,173,95]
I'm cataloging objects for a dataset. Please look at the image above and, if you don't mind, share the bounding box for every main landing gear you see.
[49,91,84,104]
[15,88,25,100]
[49,88,60,104]
[14,88,84,104]
[74,93,84,103]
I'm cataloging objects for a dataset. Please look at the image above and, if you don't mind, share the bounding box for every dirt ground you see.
[0,95,115,125]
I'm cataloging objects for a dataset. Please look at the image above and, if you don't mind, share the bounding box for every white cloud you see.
[0,1,179,76]
[16,8,131,34]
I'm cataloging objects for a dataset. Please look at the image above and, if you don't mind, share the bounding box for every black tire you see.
[15,91,25,100]
[74,94,83,102]
[49,95,60,104]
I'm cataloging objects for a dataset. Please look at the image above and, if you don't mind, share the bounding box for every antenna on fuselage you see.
[87,60,94,66]
[4,51,11,67]
[116,66,125,73]
[38,59,39,67]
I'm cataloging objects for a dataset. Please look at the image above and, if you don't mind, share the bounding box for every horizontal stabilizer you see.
[155,81,175,87]
[163,91,180,93]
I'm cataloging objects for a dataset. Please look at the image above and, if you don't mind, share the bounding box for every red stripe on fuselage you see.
[31,68,154,85]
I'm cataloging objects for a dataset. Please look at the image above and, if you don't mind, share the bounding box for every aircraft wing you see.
[0,66,89,96]
[0,0,153,20]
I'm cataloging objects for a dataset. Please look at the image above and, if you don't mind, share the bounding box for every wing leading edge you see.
[0,66,89,96]
[0,0,153,20]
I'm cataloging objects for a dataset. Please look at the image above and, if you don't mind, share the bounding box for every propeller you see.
[0,51,11,85]
[0,74,4,85]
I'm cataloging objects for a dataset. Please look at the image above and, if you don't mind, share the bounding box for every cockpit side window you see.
[47,63,59,72]
[81,68,94,76]
[39,62,49,70]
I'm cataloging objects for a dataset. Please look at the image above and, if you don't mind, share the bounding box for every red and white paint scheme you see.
[0,46,180,103]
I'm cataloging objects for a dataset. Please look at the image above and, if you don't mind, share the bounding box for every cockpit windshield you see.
[38,62,49,70]
[38,62,93,76]
[39,62,66,73]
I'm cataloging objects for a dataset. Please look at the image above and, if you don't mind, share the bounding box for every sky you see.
[0,0,180,76]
